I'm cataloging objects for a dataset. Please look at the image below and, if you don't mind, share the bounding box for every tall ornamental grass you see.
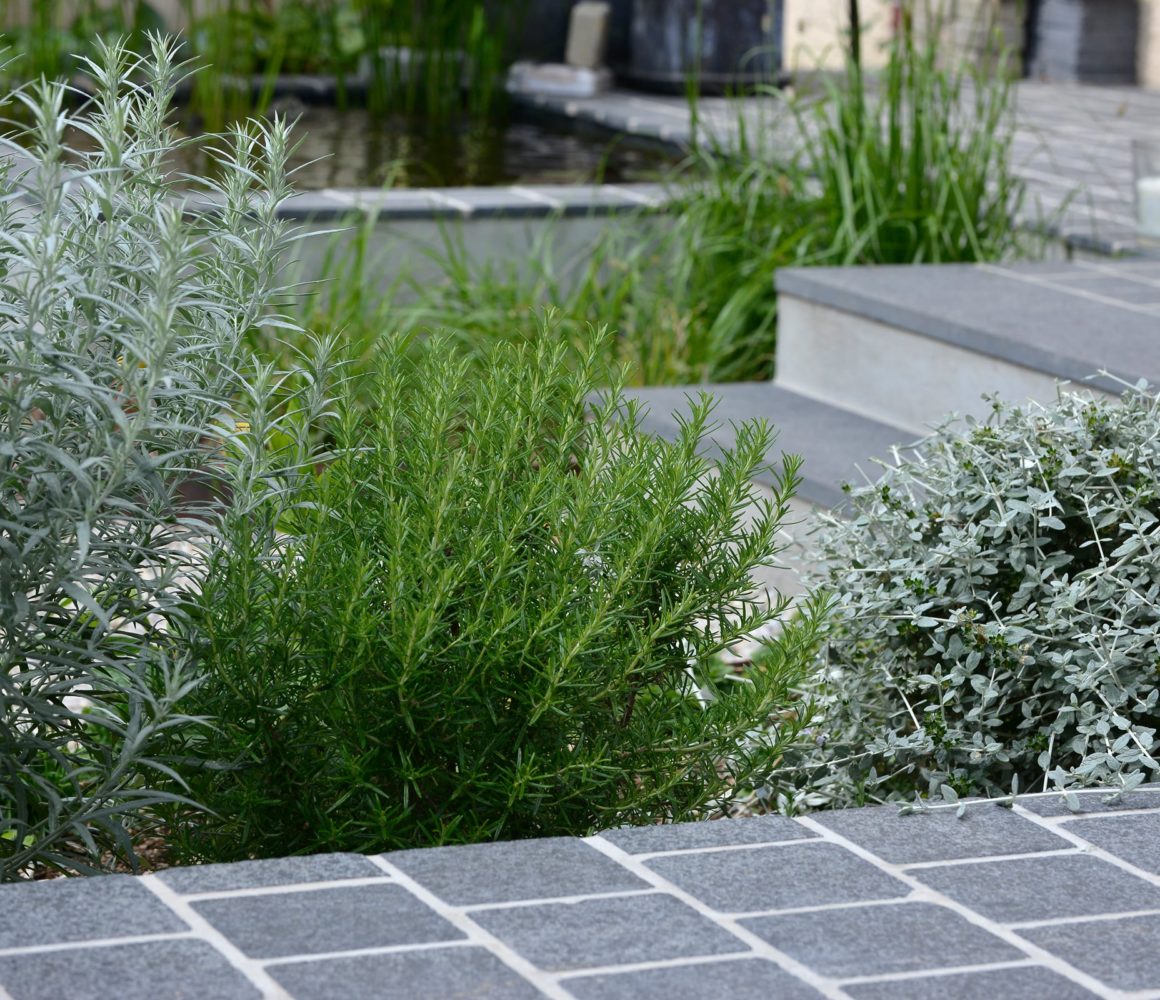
[0,37,297,878]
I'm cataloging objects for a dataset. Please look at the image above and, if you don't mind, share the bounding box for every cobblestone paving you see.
[4,788,1160,999]
[513,81,1160,255]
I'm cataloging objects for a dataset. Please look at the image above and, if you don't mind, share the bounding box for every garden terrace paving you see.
[512,79,1160,256]
[6,789,1160,998]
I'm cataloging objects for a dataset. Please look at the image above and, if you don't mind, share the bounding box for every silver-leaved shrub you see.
[777,387,1160,809]
[0,37,296,877]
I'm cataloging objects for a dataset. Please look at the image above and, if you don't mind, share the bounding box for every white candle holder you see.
[1134,139,1160,242]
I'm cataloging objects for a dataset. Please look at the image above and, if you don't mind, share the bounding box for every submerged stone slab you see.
[644,842,910,914]
[192,883,464,959]
[813,803,1071,864]
[385,837,648,905]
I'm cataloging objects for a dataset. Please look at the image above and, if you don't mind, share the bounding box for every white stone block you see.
[566,1,611,69]
[506,61,612,98]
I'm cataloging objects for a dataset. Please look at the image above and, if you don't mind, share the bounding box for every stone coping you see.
[4,787,1160,998]
[776,260,1160,395]
[204,182,669,223]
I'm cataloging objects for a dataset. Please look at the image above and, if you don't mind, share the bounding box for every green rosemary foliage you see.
[167,328,824,860]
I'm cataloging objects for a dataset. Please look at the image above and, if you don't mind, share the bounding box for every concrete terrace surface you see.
[514,78,1160,255]
[5,790,1160,999]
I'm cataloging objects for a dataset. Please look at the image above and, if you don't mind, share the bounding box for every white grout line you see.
[836,957,1039,986]
[978,264,1160,317]
[139,874,294,1000]
[425,190,473,214]
[463,888,660,913]
[369,855,573,1000]
[1008,908,1160,931]
[181,875,392,902]
[793,816,1121,1000]
[583,834,855,1000]
[719,894,917,922]
[602,184,665,207]
[1053,806,1160,822]
[898,847,1083,871]
[260,937,476,968]
[630,834,823,860]
[0,931,198,959]
[507,185,565,210]
[555,950,765,982]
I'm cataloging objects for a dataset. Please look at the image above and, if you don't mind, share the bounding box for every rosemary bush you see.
[779,388,1160,811]
[167,329,825,861]
[0,38,296,877]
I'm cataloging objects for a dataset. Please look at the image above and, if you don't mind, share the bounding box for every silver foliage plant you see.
[778,386,1160,810]
[0,36,296,877]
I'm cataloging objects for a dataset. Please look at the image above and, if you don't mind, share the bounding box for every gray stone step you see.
[775,261,1160,434]
[623,382,913,509]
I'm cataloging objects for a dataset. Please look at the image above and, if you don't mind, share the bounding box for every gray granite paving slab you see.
[776,263,1160,392]
[624,383,912,508]
[563,957,827,1000]
[0,939,261,1000]
[1058,274,1160,304]
[471,893,747,972]
[268,946,544,1000]
[1060,812,1160,875]
[813,803,1072,864]
[0,875,188,949]
[192,883,464,959]
[385,837,648,905]
[1016,787,1160,816]
[1019,914,1160,991]
[157,852,385,894]
[741,902,1025,977]
[842,965,1102,1000]
[644,842,910,914]
[597,815,814,853]
[911,854,1160,923]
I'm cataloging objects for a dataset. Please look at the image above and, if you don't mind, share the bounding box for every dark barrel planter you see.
[626,0,782,93]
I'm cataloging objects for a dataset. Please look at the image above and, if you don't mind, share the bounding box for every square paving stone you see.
[0,875,188,949]
[645,843,910,913]
[1016,788,1160,817]
[157,853,385,894]
[1019,914,1160,991]
[0,939,262,1000]
[472,893,747,972]
[384,837,647,905]
[912,854,1160,923]
[741,902,1024,977]
[269,945,544,999]
[598,815,814,854]
[192,883,463,959]
[813,804,1070,864]
[564,957,827,1000]
[843,965,1102,1000]
[1052,813,1160,874]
